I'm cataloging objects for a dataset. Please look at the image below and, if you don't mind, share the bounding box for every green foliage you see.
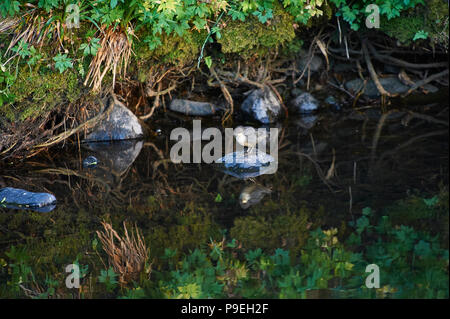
[0,0,20,18]
[98,267,119,292]
[53,53,73,73]
[329,0,425,31]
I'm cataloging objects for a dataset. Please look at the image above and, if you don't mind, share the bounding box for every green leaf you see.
[413,30,428,41]
[204,56,212,68]
[214,193,222,202]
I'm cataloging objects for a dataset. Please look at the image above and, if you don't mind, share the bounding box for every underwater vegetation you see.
[0,190,447,299]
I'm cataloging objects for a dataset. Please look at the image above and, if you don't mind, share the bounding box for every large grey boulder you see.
[0,187,56,212]
[241,87,282,124]
[84,95,144,142]
[169,99,218,116]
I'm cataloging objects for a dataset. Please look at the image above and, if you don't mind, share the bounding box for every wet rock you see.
[84,95,144,142]
[169,99,219,116]
[239,184,272,209]
[0,187,56,212]
[83,155,98,168]
[215,150,277,179]
[345,77,409,98]
[83,140,143,176]
[241,87,282,124]
[291,92,319,113]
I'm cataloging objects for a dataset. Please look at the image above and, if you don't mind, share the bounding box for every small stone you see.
[241,87,282,124]
[291,92,319,113]
[83,155,98,168]
[169,99,218,116]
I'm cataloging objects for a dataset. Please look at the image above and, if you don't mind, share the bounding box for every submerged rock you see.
[241,87,282,124]
[169,99,219,116]
[239,184,272,209]
[84,95,144,142]
[0,187,56,212]
[291,92,319,113]
[215,150,277,179]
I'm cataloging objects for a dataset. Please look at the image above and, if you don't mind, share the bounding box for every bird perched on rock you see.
[233,126,268,153]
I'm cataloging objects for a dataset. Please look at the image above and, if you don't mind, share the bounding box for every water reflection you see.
[239,183,272,209]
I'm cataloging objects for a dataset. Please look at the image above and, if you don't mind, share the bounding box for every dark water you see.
[0,98,448,297]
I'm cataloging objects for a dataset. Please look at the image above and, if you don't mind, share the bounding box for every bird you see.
[233,126,268,154]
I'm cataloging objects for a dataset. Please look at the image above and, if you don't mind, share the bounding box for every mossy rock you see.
[2,68,81,122]
[218,4,295,58]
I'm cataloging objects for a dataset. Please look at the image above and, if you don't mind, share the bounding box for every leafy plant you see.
[53,53,73,73]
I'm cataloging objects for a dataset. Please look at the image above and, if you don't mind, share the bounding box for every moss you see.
[2,67,81,122]
[230,207,311,258]
[218,3,295,58]
[380,0,449,48]
[133,30,207,82]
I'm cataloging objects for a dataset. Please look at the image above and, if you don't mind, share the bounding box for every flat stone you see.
[215,150,277,179]
[0,187,56,212]
[84,95,144,142]
[169,99,218,116]
[241,87,282,124]
[345,77,410,98]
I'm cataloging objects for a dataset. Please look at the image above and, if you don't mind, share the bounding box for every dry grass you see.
[84,27,132,92]
[96,220,149,285]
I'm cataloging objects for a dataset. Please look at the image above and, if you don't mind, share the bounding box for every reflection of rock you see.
[215,150,277,179]
[241,87,281,124]
[83,140,143,176]
[84,95,144,142]
[295,114,318,130]
[0,187,56,212]
[239,184,272,209]
[169,99,218,116]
